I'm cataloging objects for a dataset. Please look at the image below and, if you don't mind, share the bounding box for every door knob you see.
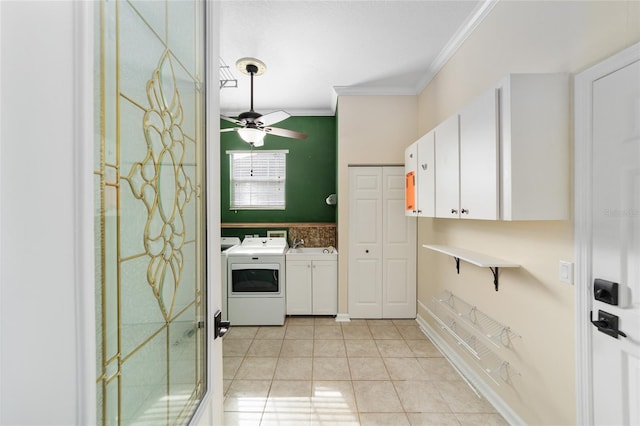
[214,310,230,339]
[590,310,627,339]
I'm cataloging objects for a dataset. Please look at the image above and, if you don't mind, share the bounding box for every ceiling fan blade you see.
[221,115,244,126]
[255,110,290,127]
[220,127,239,133]
[264,126,308,140]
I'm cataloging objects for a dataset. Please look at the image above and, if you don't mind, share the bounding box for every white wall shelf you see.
[426,293,520,385]
[423,244,520,291]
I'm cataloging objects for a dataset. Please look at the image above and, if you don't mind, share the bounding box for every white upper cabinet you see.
[435,114,460,218]
[417,73,569,221]
[459,87,499,220]
[498,74,569,220]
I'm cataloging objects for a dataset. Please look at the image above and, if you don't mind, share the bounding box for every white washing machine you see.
[220,237,241,321]
[226,237,288,326]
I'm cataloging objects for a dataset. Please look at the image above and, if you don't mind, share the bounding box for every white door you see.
[590,58,640,425]
[93,1,224,424]
[382,167,417,318]
[349,167,384,318]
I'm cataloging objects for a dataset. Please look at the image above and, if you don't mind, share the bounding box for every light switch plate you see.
[559,261,574,285]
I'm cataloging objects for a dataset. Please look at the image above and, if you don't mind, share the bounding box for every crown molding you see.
[331,0,498,102]
[414,0,499,93]
[332,85,417,96]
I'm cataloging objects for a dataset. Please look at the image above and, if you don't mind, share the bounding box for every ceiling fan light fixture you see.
[237,127,265,146]
[220,57,307,143]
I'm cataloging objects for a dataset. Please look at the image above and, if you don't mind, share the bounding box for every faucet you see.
[292,238,305,249]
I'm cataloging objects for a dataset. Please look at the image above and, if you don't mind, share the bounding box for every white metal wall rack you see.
[426,290,520,385]
[423,244,520,291]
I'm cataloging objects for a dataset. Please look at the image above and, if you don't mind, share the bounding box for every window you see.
[228,150,288,210]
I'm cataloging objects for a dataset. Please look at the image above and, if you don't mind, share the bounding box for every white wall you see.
[336,95,417,313]
[416,1,640,424]
[0,2,95,424]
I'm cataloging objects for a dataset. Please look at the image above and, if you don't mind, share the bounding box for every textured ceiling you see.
[219,0,491,116]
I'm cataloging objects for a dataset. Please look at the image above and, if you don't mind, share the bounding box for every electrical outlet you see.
[559,261,574,285]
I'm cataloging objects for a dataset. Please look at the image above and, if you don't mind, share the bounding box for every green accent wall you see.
[221,116,337,226]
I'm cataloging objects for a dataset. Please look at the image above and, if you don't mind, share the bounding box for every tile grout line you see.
[224,318,503,425]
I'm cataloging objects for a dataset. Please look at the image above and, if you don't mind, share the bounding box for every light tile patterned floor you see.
[223,317,508,425]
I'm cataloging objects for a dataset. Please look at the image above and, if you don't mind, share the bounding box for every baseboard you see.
[335,313,351,322]
[416,309,525,426]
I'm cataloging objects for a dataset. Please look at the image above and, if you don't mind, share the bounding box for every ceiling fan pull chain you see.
[250,144,254,177]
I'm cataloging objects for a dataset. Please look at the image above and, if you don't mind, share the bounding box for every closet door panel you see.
[382,167,416,318]
[348,167,383,318]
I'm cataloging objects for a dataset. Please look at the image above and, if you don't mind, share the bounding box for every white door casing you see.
[575,42,640,426]
[1,2,96,424]
[194,0,223,423]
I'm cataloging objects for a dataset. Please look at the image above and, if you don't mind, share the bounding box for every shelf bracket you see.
[490,267,499,291]
[454,257,460,274]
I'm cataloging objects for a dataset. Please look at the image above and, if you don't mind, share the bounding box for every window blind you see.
[228,150,288,209]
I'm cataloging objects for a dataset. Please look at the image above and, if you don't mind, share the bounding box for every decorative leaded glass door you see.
[94,1,207,424]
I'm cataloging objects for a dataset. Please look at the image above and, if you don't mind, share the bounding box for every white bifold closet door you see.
[348,166,417,319]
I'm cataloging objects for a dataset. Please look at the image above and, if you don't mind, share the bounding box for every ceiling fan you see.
[221,57,308,147]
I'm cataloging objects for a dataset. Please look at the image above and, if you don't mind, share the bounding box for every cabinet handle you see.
[365,250,369,254]
[451,209,458,214]
[461,209,469,214]
[421,163,428,171]
[417,210,422,214]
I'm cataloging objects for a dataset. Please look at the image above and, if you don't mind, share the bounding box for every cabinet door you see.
[416,130,435,217]
[459,88,499,220]
[286,260,312,315]
[348,167,383,318]
[404,143,418,216]
[311,260,338,315]
[435,114,460,218]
